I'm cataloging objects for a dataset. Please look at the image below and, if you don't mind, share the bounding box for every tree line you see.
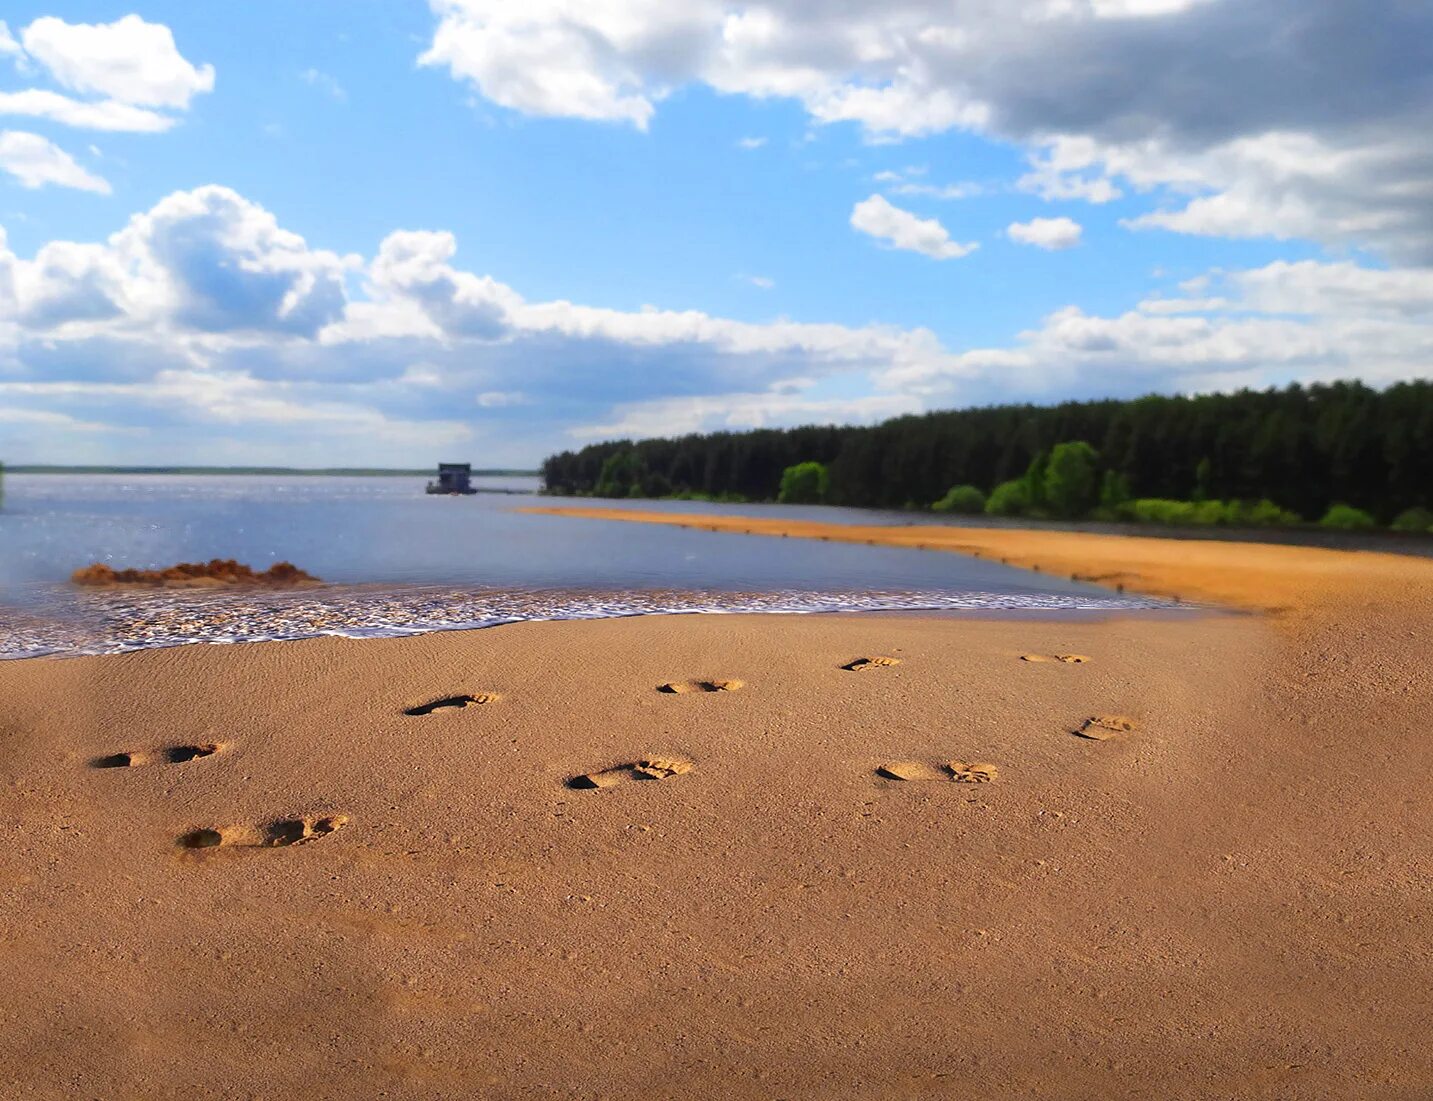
[540,381,1433,528]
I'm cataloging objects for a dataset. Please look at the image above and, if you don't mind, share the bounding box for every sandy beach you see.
[2,518,1431,1099]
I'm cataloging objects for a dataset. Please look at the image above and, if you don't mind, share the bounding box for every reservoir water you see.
[0,474,1166,658]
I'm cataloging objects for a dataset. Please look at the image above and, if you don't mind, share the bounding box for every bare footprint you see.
[91,743,222,769]
[568,757,695,790]
[177,815,349,850]
[842,656,902,671]
[1073,714,1136,740]
[878,760,999,783]
[657,680,743,694]
[1020,653,1090,664]
[403,693,500,716]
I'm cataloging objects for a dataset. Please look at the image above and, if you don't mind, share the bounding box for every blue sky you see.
[0,2,1429,466]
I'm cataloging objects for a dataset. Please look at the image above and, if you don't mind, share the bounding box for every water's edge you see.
[0,583,1179,661]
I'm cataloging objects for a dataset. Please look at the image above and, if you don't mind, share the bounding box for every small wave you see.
[0,582,1177,660]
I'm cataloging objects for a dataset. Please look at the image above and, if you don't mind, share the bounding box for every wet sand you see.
[1,519,1431,1099]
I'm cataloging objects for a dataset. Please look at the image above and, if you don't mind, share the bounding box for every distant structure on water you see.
[426,462,477,495]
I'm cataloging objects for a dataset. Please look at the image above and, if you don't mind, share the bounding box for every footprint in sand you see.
[568,757,695,790]
[842,656,902,671]
[1073,714,1136,740]
[178,815,349,850]
[877,760,999,783]
[91,743,222,769]
[657,679,743,694]
[403,693,501,716]
[1020,653,1090,664]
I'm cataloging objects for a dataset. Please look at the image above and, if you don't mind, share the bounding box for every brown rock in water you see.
[70,558,320,588]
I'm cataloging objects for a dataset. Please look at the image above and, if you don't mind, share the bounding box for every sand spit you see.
[520,504,1433,615]
[3,523,1432,1098]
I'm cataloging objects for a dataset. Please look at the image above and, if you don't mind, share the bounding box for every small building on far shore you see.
[426,462,477,495]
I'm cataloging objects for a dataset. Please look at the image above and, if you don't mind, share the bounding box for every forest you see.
[540,381,1433,529]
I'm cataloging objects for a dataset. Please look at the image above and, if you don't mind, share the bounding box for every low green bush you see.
[985,479,1031,517]
[1390,506,1433,533]
[1319,504,1376,530]
[1122,497,1301,527]
[1237,498,1302,526]
[932,484,987,514]
[1123,498,1201,525]
[777,462,829,505]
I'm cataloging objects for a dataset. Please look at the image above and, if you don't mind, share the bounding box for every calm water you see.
[0,474,1165,658]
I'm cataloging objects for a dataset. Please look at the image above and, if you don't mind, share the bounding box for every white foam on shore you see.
[0,583,1177,660]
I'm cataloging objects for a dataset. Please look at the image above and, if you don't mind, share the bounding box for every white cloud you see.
[477,390,526,406]
[20,15,214,109]
[877,166,982,199]
[739,273,775,289]
[570,387,920,440]
[1007,215,1083,250]
[0,185,967,462]
[418,0,1433,260]
[0,89,174,132]
[6,185,1432,465]
[419,0,694,129]
[0,21,21,59]
[850,194,977,260]
[0,16,210,141]
[880,258,1433,401]
[1016,141,1124,204]
[737,136,767,149]
[302,68,347,103]
[0,130,109,193]
[890,180,983,200]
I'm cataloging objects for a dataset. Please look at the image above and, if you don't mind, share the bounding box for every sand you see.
[2,516,1431,1099]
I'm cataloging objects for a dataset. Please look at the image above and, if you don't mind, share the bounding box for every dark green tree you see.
[1044,442,1100,518]
[1193,456,1213,501]
[540,381,1433,519]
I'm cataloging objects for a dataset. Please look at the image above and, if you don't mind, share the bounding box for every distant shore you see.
[4,465,540,477]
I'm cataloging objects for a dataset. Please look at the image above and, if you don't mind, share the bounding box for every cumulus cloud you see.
[0,15,211,134]
[0,130,109,193]
[850,195,977,260]
[418,0,1433,260]
[0,186,966,461]
[5,185,1432,464]
[881,259,1433,402]
[20,15,214,109]
[1007,215,1083,250]
[2,185,353,331]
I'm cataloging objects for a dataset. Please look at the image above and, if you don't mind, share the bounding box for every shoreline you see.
[0,601,1203,664]
[0,573,1174,663]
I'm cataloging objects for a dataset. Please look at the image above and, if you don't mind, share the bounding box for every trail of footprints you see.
[91,651,1127,849]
